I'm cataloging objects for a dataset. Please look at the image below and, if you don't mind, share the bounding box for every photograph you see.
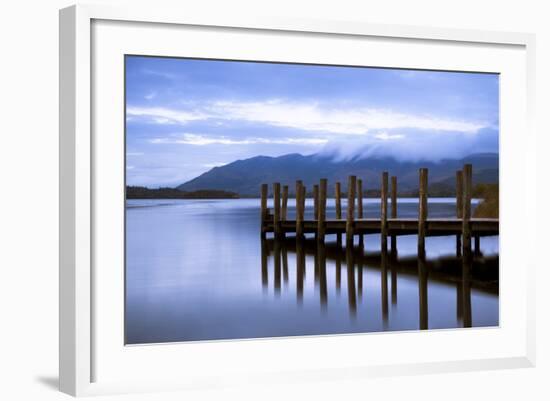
[124,55,499,345]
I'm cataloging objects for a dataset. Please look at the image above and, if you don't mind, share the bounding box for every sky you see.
[125,56,499,188]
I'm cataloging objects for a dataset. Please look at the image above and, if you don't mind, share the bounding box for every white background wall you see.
[0,0,548,399]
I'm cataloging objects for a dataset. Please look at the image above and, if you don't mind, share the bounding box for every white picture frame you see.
[59,3,536,397]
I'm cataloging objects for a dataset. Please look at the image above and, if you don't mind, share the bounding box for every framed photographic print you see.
[60,4,536,396]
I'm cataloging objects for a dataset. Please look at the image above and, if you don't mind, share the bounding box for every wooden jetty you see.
[260,164,498,254]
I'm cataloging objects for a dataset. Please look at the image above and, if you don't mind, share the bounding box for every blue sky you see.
[125,56,499,188]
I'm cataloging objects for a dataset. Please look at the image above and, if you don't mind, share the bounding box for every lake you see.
[125,198,499,344]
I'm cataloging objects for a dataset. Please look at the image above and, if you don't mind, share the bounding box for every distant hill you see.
[176,153,499,197]
[126,186,239,199]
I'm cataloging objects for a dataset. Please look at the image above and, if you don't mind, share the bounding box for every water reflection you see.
[261,236,496,330]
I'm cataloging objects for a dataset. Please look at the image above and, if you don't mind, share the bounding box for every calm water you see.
[125,198,499,344]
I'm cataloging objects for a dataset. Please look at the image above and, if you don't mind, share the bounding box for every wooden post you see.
[273,182,281,238]
[381,172,389,251]
[335,182,342,219]
[462,164,472,255]
[418,168,428,253]
[456,170,463,256]
[318,179,327,242]
[461,164,473,327]
[313,184,319,221]
[475,236,481,255]
[281,185,288,221]
[357,179,363,219]
[335,181,342,245]
[301,185,306,236]
[260,183,268,237]
[390,176,397,254]
[301,185,306,230]
[357,178,364,248]
[346,176,356,246]
[295,181,303,238]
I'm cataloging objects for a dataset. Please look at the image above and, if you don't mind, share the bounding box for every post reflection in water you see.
[462,247,473,328]
[282,243,289,286]
[273,237,281,296]
[318,240,328,310]
[261,238,268,291]
[390,245,398,306]
[335,235,342,295]
[381,245,389,327]
[357,246,364,302]
[261,234,489,331]
[296,236,305,304]
[418,247,429,330]
[346,241,357,318]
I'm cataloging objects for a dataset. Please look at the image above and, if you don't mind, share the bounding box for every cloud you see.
[149,133,328,146]
[374,132,405,140]
[201,162,228,168]
[127,106,207,124]
[319,127,499,162]
[126,152,144,156]
[127,99,488,136]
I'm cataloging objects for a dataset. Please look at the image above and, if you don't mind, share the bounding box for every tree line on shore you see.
[126,186,239,199]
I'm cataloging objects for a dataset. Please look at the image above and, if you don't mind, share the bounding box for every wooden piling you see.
[273,183,281,237]
[357,178,364,248]
[295,181,304,238]
[281,185,288,221]
[418,250,428,330]
[456,170,463,256]
[357,179,363,219]
[260,183,268,237]
[391,176,397,253]
[335,182,342,219]
[462,164,472,255]
[346,176,357,246]
[335,181,342,245]
[381,172,389,251]
[318,179,327,242]
[313,184,319,221]
[418,168,428,253]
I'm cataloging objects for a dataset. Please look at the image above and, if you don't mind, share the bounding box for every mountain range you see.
[177,152,498,196]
